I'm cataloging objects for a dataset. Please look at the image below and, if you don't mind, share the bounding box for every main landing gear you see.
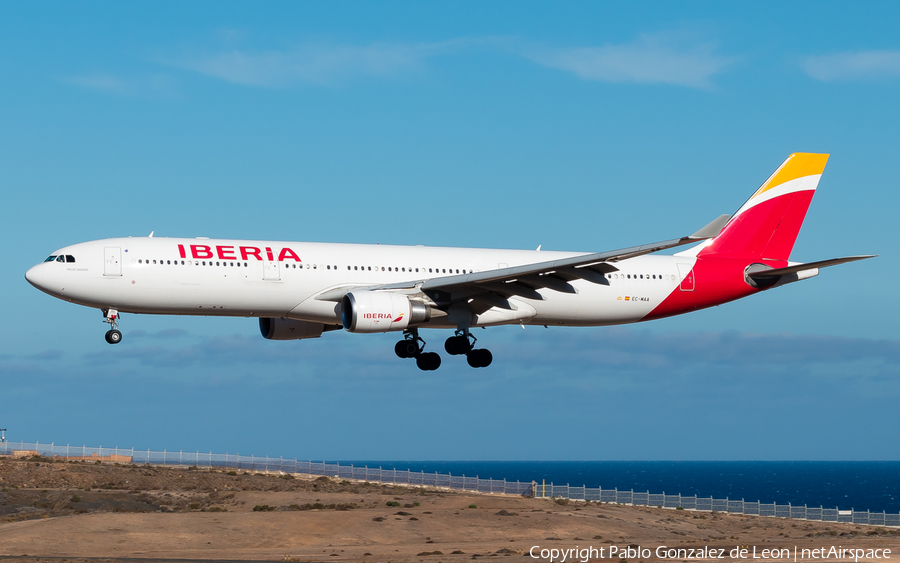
[394,328,492,371]
[394,329,441,371]
[103,308,122,345]
[444,329,492,368]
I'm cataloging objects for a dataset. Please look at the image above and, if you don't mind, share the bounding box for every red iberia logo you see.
[392,313,405,323]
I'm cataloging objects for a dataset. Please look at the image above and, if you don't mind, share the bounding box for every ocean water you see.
[344,461,900,513]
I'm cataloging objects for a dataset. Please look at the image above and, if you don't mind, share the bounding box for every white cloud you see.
[525,33,735,89]
[166,40,467,87]
[68,34,736,92]
[63,72,130,93]
[803,50,900,81]
[62,72,178,98]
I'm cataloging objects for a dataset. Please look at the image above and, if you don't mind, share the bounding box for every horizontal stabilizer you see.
[748,255,876,279]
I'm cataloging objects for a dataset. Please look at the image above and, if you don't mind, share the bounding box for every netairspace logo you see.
[528,545,893,563]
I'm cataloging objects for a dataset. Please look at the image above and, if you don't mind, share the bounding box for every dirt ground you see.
[0,457,897,563]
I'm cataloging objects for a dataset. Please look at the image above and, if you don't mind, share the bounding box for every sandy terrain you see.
[0,457,897,562]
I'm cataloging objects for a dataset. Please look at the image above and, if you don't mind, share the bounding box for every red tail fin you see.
[699,153,828,261]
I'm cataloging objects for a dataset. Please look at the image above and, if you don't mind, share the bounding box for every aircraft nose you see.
[25,264,43,288]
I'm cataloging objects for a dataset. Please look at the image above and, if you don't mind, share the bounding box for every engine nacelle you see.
[259,318,328,340]
[340,291,431,333]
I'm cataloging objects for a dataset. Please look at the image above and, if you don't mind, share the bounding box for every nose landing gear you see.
[395,329,441,371]
[103,309,122,344]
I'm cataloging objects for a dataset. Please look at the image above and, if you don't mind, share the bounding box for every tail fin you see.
[696,153,829,261]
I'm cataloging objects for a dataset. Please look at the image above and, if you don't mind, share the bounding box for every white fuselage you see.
[26,237,694,328]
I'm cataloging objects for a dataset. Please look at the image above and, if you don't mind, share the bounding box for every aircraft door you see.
[263,260,280,281]
[677,263,694,291]
[104,247,122,276]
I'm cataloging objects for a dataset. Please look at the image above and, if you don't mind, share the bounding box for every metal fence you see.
[0,441,532,495]
[536,483,899,526]
[2,441,897,527]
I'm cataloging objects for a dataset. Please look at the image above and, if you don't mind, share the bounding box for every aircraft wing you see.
[315,214,730,307]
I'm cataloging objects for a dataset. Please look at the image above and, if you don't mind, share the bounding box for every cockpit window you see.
[56,255,65,262]
[65,255,75,263]
[44,255,57,262]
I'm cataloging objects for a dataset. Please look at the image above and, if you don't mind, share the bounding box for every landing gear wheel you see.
[444,335,473,355]
[395,339,419,359]
[416,352,442,371]
[466,349,492,368]
[102,308,122,344]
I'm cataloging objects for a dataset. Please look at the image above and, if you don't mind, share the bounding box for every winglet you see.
[688,214,731,240]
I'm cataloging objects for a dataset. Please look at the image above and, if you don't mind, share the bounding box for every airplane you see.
[25,153,872,371]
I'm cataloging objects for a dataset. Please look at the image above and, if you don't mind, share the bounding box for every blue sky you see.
[1,2,898,460]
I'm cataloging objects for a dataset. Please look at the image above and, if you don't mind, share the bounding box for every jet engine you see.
[340,291,431,333]
[259,318,330,340]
